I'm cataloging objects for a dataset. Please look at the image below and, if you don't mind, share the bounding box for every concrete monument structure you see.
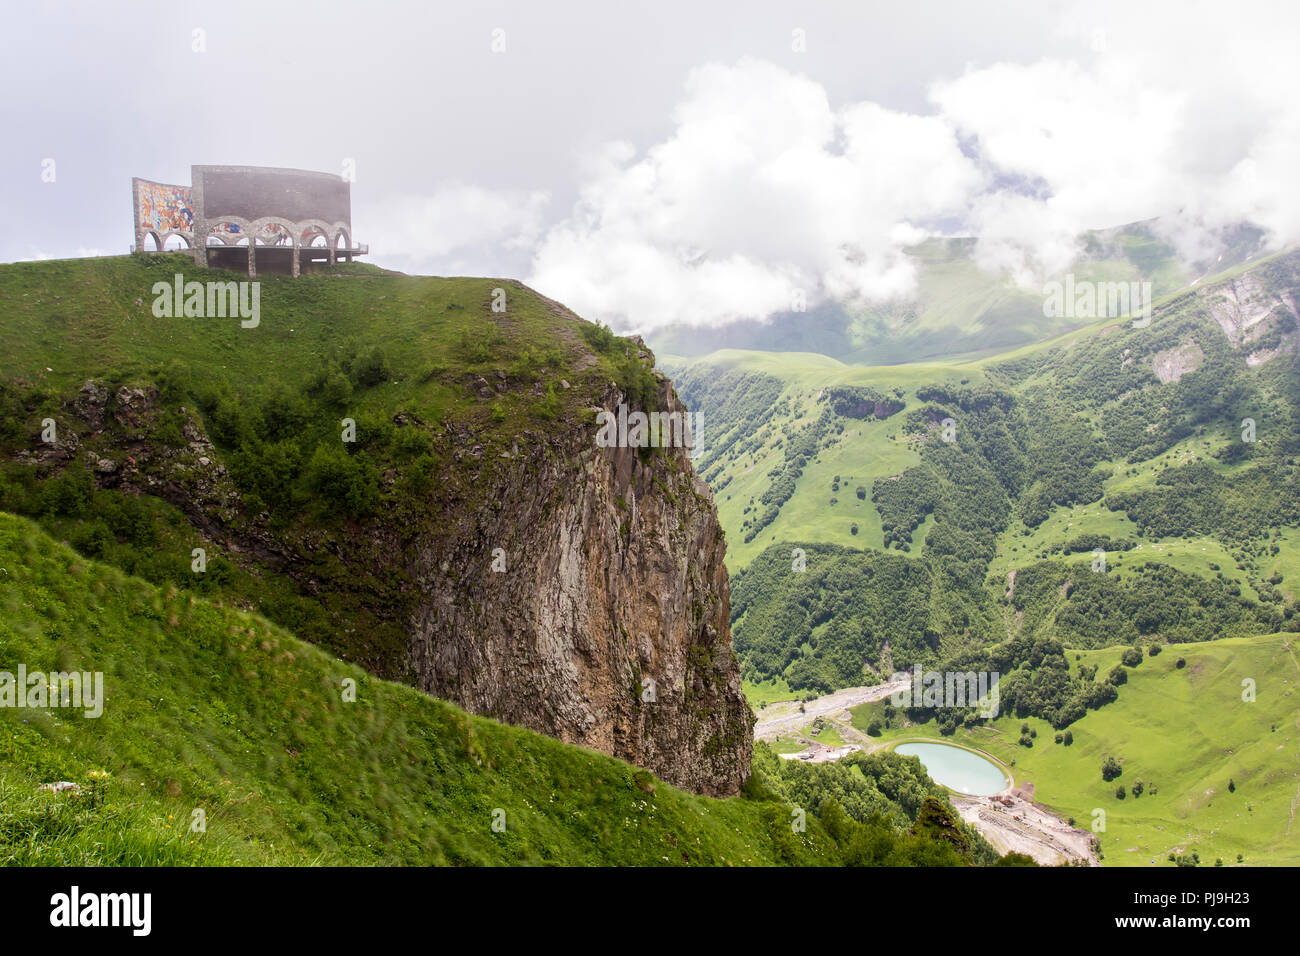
[132,165,367,277]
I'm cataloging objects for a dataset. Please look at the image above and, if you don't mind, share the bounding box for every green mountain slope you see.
[0,251,762,796]
[0,510,826,865]
[665,246,1300,868]
[670,247,1300,695]
[0,511,1016,866]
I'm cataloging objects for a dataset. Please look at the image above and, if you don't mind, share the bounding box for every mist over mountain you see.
[651,222,1274,363]
[668,247,1300,695]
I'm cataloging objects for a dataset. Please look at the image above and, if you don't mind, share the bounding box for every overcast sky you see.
[3,0,1298,331]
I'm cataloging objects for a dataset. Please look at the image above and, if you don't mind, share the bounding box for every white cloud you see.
[937,0,1300,285]
[358,183,549,275]
[527,58,979,332]
[526,1,1300,329]
[932,57,1187,285]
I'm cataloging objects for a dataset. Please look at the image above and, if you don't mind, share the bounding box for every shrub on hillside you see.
[305,443,379,516]
[350,346,391,388]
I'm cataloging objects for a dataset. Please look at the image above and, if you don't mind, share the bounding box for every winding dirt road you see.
[753,678,908,741]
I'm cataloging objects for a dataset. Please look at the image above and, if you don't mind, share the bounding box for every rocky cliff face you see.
[405,372,753,797]
[23,353,753,797]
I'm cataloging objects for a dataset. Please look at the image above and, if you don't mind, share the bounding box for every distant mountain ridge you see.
[651,221,1274,365]
[667,246,1300,696]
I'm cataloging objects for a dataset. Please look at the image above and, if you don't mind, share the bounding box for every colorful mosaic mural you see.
[136,181,193,235]
[210,221,295,244]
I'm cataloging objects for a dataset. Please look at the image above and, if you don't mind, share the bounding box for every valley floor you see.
[754,679,1098,865]
[748,632,1300,866]
[950,791,1097,866]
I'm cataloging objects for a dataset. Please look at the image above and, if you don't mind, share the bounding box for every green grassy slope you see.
[669,352,985,568]
[853,634,1300,866]
[0,253,589,403]
[0,511,844,866]
[0,511,1023,867]
[0,252,652,677]
[671,248,1300,699]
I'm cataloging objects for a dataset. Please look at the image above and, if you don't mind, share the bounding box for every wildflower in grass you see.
[85,769,111,808]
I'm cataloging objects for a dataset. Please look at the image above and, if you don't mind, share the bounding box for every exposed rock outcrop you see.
[30,358,753,797]
[1200,265,1300,365]
[406,375,752,796]
[1151,341,1204,383]
[1203,271,1298,346]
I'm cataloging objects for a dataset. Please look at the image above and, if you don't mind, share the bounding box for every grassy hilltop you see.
[0,254,1021,867]
[0,252,656,676]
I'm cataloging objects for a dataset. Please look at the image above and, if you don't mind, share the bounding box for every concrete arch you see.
[198,217,256,276]
[329,223,355,266]
[192,209,347,276]
[140,231,161,252]
[245,216,302,274]
[247,216,299,247]
[201,216,254,246]
[296,218,337,243]
[301,226,330,248]
[161,232,192,250]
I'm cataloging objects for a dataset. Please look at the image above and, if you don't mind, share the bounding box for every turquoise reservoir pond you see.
[894,742,1008,796]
